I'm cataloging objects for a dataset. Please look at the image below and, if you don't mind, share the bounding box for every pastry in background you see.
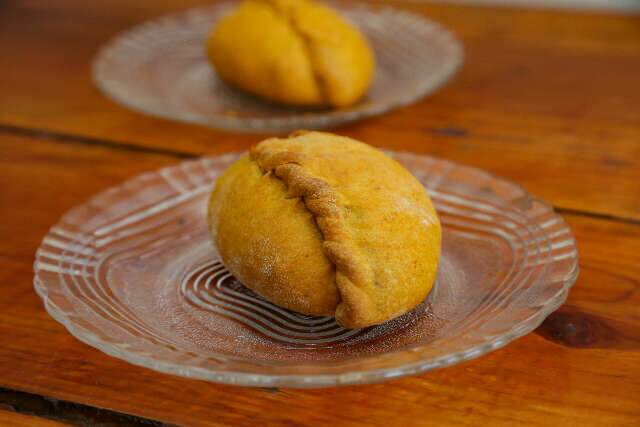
[208,131,441,328]
[207,0,375,107]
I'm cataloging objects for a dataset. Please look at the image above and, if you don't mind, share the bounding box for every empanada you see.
[208,131,440,328]
[207,0,374,107]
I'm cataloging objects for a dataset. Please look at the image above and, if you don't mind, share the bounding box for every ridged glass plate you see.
[34,152,578,387]
[92,2,463,133]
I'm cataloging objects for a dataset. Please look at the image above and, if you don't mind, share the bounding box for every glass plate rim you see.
[91,2,464,133]
[33,152,579,387]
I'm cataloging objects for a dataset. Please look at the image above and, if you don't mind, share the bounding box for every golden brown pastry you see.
[208,131,441,328]
[207,0,374,107]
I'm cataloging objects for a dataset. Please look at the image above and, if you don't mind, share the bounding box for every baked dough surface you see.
[208,132,441,328]
[207,0,374,107]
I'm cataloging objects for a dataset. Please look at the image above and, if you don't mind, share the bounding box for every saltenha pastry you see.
[207,0,374,108]
[208,131,441,328]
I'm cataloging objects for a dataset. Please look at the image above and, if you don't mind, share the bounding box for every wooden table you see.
[1,0,639,425]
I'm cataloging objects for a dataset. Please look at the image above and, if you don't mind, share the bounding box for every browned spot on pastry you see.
[250,140,376,328]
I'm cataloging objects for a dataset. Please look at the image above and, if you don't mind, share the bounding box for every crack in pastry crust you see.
[250,134,376,328]
[255,0,330,104]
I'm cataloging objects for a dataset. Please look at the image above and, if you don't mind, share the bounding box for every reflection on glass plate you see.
[93,2,463,133]
[34,152,577,387]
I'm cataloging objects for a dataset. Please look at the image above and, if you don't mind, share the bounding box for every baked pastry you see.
[207,0,374,107]
[208,131,441,328]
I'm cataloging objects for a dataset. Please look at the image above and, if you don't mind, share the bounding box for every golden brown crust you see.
[255,0,330,104]
[250,140,376,327]
[207,0,374,107]
[209,155,338,316]
[210,131,441,328]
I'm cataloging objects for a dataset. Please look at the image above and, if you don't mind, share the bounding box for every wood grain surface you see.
[1,133,639,426]
[1,1,639,219]
[0,411,69,427]
[1,0,639,425]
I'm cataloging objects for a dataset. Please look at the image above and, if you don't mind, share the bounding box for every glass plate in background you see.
[92,3,463,133]
[34,152,578,387]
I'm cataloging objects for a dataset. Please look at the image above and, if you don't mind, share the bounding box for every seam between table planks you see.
[3,122,638,228]
[0,123,196,160]
[554,207,640,227]
[0,386,172,427]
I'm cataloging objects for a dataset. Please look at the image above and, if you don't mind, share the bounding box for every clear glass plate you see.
[34,152,578,387]
[92,2,463,133]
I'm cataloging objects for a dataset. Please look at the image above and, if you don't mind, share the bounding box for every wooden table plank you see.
[0,387,162,426]
[1,134,638,426]
[1,1,639,219]
[0,411,69,427]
